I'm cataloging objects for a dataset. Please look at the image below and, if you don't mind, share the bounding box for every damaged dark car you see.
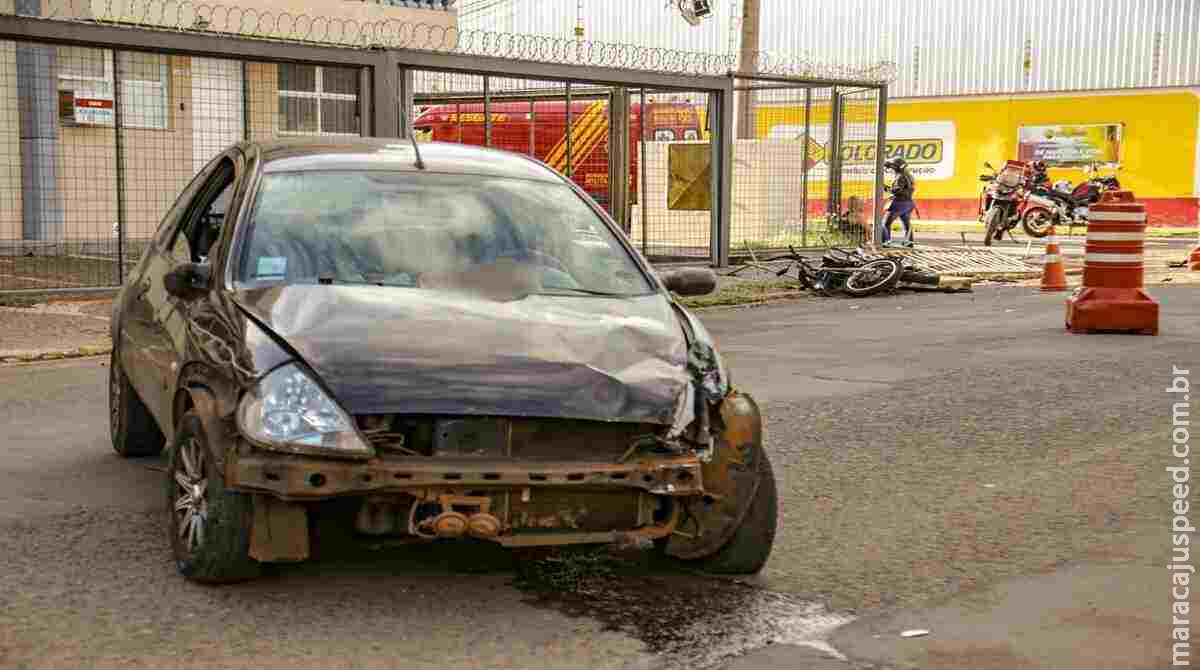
[109,138,777,582]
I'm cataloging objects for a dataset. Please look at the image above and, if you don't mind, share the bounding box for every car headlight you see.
[237,362,372,457]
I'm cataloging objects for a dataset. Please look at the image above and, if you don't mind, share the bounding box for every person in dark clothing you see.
[880,157,916,246]
[1029,159,1051,190]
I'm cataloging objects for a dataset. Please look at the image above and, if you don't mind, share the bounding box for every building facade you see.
[2,0,456,246]
[469,0,1200,227]
[755,0,1200,226]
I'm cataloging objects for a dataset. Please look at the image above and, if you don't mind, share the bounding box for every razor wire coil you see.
[18,0,898,83]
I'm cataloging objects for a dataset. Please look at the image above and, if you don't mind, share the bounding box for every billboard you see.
[764,121,957,181]
[1016,123,1122,166]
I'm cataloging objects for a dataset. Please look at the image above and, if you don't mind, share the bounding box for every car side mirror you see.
[660,267,717,297]
[163,262,212,300]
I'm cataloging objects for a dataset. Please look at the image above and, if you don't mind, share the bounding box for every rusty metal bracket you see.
[497,501,680,548]
[249,494,310,563]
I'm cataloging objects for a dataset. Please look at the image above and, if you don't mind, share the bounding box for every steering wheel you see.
[497,249,568,274]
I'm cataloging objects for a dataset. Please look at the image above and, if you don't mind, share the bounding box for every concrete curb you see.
[0,343,111,365]
[913,221,1197,238]
[684,291,811,311]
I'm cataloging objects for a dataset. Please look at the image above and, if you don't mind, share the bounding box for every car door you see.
[119,158,221,407]
[135,154,241,430]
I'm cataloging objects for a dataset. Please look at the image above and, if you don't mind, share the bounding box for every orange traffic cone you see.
[1188,242,1200,272]
[1040,226,1069,292]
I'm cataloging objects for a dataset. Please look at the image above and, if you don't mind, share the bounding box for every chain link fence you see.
[2,40,367,291]
[1,3,892,291]
[726,81,883,259]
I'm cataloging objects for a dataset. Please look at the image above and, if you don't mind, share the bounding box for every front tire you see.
[109,347,165,458]
[684,447,778,574]
[166,412,261,583]
[983,206,1004,247]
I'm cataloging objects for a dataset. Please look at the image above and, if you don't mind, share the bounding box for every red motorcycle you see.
[1020,163,1123,236]
[978,160,1033,246]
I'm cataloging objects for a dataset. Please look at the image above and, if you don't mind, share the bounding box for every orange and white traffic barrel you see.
[1065,191,1158,335]
[1039,226,1068,292]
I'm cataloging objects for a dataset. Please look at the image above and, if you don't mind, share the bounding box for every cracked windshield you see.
[237,171,652,297]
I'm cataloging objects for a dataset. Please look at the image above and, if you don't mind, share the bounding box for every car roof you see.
[250,138,562,183]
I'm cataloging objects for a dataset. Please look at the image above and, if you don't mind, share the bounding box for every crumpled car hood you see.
[232,285,691,424]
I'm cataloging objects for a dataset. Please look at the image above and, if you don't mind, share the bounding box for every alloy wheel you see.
[173,438,209,553]
[108,362,120,440]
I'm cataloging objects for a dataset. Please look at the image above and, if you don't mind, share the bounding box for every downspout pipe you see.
[15,0,63,242]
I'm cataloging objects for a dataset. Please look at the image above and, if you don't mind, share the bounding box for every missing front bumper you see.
[233,449,695,557]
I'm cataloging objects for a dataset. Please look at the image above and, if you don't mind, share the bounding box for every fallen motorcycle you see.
[767,246,904,297]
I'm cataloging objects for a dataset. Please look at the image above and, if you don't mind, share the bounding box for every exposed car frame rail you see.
[227,450,708,501]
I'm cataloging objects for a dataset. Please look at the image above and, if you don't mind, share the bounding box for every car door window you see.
[153,162,219,249]
[172,160,236,264]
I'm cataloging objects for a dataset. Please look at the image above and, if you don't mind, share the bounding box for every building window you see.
[277,64,360,136]
[56,47,171,130]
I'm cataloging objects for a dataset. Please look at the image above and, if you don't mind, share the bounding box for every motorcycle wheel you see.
[1021,209,1054,238]
[843,258,903,297]
[983,206,1004,247]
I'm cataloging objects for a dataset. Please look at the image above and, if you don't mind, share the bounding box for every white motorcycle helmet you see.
[1053,180,1071,194]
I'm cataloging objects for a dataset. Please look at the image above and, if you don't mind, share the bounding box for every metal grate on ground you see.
[881,246,1042,278]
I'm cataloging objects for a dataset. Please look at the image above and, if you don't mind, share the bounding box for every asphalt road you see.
[2,285,1194,669]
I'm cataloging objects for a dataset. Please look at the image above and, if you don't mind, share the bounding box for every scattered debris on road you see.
[722,244,975,299]
[900,629,930,638]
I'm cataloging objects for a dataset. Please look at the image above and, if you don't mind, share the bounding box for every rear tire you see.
[1022,209,1054,238]
[109,347,165,458]
[843,258,903,297]
[167,412,261,583]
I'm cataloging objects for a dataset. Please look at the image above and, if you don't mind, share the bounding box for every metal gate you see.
[411,73,721,264]
[727,76,888,258]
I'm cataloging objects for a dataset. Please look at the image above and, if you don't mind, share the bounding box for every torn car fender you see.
[669,300,730,403]
[664,390,765,560]
[173,384,238,473]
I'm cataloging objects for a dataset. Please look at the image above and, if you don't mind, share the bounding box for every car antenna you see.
[409,132,426,170]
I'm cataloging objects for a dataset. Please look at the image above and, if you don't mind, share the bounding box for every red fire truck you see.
[413,99,704,209]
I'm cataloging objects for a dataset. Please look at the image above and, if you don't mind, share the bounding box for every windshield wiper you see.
[536,287,635,297]
[315,273,384,287]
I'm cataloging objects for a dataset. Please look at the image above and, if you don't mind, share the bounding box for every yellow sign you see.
[791,137,944,171]
[667,143,712,211]
[842,138,944,165]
